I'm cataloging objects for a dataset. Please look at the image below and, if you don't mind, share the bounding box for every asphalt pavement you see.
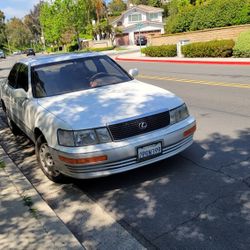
[0,54,250,250]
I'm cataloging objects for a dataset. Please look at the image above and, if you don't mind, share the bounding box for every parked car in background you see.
[25,48,35,56]
[135,36,147,46]
[13,51,22,55]
[0,50,6,59]
[0,52,196,183]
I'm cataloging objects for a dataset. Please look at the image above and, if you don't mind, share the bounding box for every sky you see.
[0,0,40,20]
[0,0,111,21]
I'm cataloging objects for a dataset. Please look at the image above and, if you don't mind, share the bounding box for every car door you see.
[5,63,20,120]
[14,63,31,134]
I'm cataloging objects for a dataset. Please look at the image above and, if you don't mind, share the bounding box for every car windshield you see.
[31,55,132,98]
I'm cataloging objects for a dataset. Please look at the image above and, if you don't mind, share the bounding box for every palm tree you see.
[93,0,105,23]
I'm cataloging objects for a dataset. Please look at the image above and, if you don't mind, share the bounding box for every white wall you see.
[126,24,163,34]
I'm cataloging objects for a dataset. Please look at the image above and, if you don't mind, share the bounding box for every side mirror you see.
[128,68,139,77]
[14,88,27,99]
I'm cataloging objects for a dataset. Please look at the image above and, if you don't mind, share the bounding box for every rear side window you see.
[8,63,20,88]
[16,64,29,92]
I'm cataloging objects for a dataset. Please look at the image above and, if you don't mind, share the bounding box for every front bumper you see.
[50,116,196,179]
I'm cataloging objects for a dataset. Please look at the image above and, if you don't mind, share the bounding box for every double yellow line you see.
[138,74,250,89]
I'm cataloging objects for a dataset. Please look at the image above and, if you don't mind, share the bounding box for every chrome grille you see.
[108,111,170,141]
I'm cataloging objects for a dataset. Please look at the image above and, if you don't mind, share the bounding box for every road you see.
[0,56,250,249]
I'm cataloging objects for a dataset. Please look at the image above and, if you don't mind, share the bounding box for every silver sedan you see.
[0,52,196,182]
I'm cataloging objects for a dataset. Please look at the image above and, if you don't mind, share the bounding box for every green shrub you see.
[182,40,235,57]
[67,43,79,52]
[165,0,250,34]
[165,6,197,33]
[191,0,250,31]
[233,30,250,57]
[46,46,59,53]
[142,45,177,57]
[88,46,115,52]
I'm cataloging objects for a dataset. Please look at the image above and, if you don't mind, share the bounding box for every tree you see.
[130,0,149,5]
[6,18,32,50]
[40,0,66,45]
[0,10,6,49]
[93,0,106,23]
[62,0,89,48]
[108,0,127,15]
[148,0,161,7]
[24,1,43,42]
[40,0,93,48]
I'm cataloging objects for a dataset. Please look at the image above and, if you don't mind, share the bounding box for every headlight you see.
[74,130,98,146]
[58,128,112,147]
[96,128,112,143]
[58,129,75,146]
[170,103,189,125]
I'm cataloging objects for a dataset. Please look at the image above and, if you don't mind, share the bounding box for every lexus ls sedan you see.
[0,52,196,182]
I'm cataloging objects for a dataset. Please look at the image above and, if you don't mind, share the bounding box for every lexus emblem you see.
[138,121,148,130]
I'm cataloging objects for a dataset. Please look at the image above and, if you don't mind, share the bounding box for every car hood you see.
[37,80,183,130]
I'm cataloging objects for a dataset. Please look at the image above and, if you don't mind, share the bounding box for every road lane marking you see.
[138,74,250,89]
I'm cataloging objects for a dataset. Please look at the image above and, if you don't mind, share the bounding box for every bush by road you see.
[233,30,250,57]
[141,45,177,57]
[182,40,235,58]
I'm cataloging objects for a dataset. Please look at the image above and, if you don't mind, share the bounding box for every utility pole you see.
[136,22,143,55]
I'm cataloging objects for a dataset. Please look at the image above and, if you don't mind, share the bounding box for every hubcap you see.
[39,143,59,177]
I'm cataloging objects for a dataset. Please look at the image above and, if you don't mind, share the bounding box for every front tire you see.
[36,135,66,183]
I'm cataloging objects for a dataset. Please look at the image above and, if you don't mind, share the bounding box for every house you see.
[112,5,164,46]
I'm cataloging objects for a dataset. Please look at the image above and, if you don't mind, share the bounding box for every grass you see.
[22,195,38,218]
[0,161,6,169]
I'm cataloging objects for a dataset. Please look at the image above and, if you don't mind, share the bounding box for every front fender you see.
[0,78,7,101]
[34,105,72,148]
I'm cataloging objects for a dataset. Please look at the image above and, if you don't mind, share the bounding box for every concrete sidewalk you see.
[0,146,84,250]
[115,52,250,65]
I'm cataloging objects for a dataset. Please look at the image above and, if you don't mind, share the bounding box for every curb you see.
[0,145,85,250]
[115,56,250,66]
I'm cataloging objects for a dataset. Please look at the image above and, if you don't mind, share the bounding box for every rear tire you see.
[35,135,66,183]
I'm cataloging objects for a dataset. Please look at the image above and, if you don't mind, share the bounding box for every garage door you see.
[115,33,129,46]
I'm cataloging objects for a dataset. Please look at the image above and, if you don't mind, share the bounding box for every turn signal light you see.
[59,155,108,165]
[183,125,196,137]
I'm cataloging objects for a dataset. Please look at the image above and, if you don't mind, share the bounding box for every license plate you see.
[137,142,162,161]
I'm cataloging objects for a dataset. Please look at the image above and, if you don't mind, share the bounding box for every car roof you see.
[18,52,103,67]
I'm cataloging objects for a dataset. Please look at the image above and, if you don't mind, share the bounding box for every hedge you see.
[233,30,250,57]
[165,0,250,34]
[87,46,115,52]
[182,40,235,58]
[141,45,177,57]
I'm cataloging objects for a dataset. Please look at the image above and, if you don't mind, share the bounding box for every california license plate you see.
[137,142,162,161]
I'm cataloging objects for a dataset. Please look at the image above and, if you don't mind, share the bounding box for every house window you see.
[149,13,158,20]
[128,13,142,22]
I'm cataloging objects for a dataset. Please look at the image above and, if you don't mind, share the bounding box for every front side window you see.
[31,55,132,98]
[128,14,142,22]
[8,63,20,88]
[16,64,29,92]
